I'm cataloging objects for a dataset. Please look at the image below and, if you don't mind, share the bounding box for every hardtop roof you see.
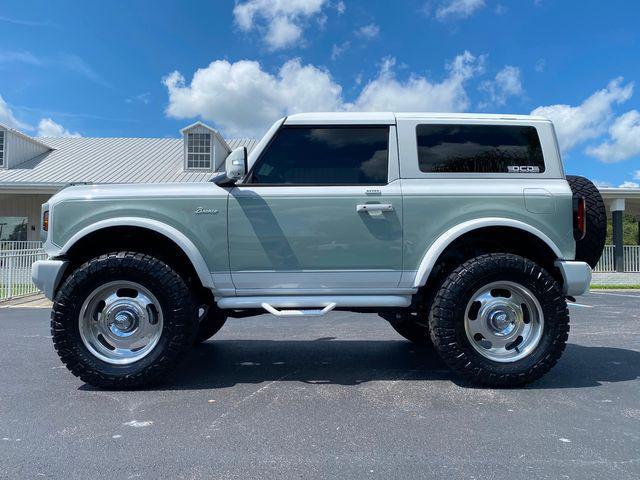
[284,112,551,125]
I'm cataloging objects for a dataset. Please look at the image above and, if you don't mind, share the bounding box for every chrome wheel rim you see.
[464,281,544,363]
[79,281,163,365]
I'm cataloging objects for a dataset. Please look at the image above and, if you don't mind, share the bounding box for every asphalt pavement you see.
[1,291,639,479]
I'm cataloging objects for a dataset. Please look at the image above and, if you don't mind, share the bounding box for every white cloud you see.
[125,92,151,105]
[335,1,345,14]
[264,17,302,50]
[163,59,343,137]
[357,23,380,39]
[1,93,82,138]
[0,94,30,130]
[593,180,612,188]
[619,181,639,188]
[0,15,55,27]
[36,118,81,137]
[531,77,633,153]
[480,65,523,106]
[0,50,110,88]
[350,52,484,112]
[435,0,486,20]
[586,110,640,163]
[331,41,350,60]
[635,170,640,180]
[164,52,484,137]
[233,0,328,51]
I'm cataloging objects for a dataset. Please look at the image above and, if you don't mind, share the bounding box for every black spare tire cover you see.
[566,175,607,268]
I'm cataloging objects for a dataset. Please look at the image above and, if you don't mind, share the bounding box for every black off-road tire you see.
[382,288,436,346]
[194,305,227,345]
[429,253,570,387]
[566,175,606,268]
[389,318,433,347]
[51,252,198,389]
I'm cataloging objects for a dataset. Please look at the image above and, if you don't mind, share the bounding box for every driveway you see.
[1,291,639,479]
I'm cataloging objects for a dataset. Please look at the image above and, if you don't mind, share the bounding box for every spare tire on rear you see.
[566,175,606,268]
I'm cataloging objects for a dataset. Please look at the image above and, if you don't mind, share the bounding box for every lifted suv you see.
[33,112,605,389]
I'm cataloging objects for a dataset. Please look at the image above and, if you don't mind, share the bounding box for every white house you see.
[0,121,257,241]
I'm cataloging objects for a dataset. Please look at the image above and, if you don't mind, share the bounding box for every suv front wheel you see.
[429,253,569,387]
[51,252,198,389]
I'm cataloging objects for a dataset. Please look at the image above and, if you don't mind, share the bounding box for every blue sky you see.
[0,0,639,187]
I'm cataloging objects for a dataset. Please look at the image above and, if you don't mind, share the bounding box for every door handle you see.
[356,203,394,213]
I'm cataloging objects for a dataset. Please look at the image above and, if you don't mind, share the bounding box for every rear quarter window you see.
[416,124,545,173]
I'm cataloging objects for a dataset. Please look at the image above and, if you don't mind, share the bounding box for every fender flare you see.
[413,217,564,288]
[58,217,215,289]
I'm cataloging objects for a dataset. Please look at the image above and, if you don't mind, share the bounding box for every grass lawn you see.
[0,284,39,300]
[590,284,640,290]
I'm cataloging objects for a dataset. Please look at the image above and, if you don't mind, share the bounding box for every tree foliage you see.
[605,214,639,245]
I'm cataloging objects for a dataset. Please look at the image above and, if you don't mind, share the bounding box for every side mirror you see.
[214,147,247,186]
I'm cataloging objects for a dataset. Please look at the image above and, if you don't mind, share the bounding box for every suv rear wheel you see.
[429,253,569,387]
[51,252,198,389]
[387,312,432,347]
[194,305,227,345]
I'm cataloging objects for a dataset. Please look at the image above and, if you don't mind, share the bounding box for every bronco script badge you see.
[194,207,219,215]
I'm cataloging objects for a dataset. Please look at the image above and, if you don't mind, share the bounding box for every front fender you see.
[55,217,215,289]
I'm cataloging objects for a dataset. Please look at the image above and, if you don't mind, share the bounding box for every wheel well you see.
[422,226,563,295]
[59,226,212,303]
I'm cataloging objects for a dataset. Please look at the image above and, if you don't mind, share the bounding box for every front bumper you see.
[31,259,69,301]
[555,260,592,296]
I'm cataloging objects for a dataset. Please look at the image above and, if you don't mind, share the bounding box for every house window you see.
[187,132,212,169]
[0,217,28,241]
[0,130,5,168]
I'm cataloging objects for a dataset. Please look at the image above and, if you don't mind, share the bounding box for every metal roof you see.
[0,136,258,188]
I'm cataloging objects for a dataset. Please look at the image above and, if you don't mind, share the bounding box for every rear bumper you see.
[555,260,592,296]
[31,259,68,301]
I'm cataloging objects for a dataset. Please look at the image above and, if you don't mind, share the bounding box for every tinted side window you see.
[249,126,389,185]
[416,124,545,173]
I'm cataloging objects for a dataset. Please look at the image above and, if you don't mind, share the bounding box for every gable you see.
[1,126,52,169]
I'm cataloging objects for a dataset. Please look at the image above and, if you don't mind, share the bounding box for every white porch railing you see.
[0,240,43,251]
[0,248,47,301]
[594,245,616,272]
[594,245,640,272]
[623,245,640,272]
[0,242,637,301]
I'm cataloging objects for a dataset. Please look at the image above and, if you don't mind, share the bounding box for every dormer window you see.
[0,130,5,168]
[186,132,212,169]
[181,121,231,172]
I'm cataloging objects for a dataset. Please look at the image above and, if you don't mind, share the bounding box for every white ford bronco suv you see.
[32,112,606,389]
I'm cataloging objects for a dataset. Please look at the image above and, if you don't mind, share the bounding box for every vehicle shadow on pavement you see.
[532,343,640,389]
[163,339,451,390]
[141,340,640,391]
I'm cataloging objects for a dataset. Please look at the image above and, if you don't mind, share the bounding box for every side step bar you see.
[261,302,336,317]
[217,295,411,316]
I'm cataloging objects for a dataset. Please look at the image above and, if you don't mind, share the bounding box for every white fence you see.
[594,246,616,272]
[0,241,638,301]
[0,248,47,301]
[594,245,640,272]
[624,245,640,272]
[0,241,43,251]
